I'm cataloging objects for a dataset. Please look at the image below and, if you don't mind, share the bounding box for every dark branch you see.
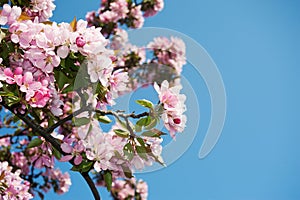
[45,107,87,134]
[81,172,101,200]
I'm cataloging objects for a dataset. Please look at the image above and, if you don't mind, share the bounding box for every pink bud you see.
[173,118,181,124]
[75,36,86,47]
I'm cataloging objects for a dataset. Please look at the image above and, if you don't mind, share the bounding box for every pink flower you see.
[0,137,10,146]
[108,70,129,100]
[60,139,85,165]
[3,67,23,85]
[20,72,42,101]
[87,55,113,85]
[26,0,56,22]
[11,152,30,175]
[75,36,86,47]
[154,80,187,138]
[29,88,51,108]
[136,180,148,200]
[44,168,71,194]
[0,4,21,26]
[147,36,186,74]
[130,5,144,28]
[0,161,33,200]
[143,0,164,17]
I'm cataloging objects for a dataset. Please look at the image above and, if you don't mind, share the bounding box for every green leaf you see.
[136,137,146,148]
[104,170,112,191]
[95,114,112,124]
[6,96,20,106]
[52,147,62,160]
[141,129,166,137]
[114,129,130,138]
[81,161,93,172]
[27,138,43,148]
[70,165,81,172]
[53,69,74,91]
[0,91,16,97]
[70,161,93,172]
[61,84,74,94]
[141,131,157,137]
[136,116,151,127]
[73,117,90,127]
[144,117,158,130]
[136,99,153,108]
[136,145,148,160]
[121,165,133,178]
[123,143,134,161]
[135,124,142,133]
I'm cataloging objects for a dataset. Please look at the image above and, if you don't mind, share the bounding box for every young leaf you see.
[27,138,43,148]
[136,99,154,108]
[74,117,90,127]
[142,129,167,137]
[114,129,130,138]
[104,170,112,191]
[52,147,62,160]
[136,145,148,160]
[136,116,151,127]
[81,161,93,173]
[144,117,158,130]
[123,143,134,161]
[96,115,112,124]
[121,165,133,178]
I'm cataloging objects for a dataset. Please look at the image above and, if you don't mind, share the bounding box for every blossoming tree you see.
[0,0,187,199]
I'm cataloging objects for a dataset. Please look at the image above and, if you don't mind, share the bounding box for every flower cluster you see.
[25,0,56,22]
[154,80,187,138]
[86,0,165,36]
[43,168,71,194]
[148,36,186,74]
[111,178,148,200]
[142,0,164,17]
[0,161,33,200]
[0,4,21,26]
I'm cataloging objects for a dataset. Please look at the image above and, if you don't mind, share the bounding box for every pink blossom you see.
[0,137,10,146]
[0,161,33,200]
[26,0,56,22]
[143,0,164,17]
[60,139,85,165]
[148,36,186,74]
[20,72,42,101]
[154,80,187,138]
[0,4,21,26]
[111,178,148,200]
[136,180,148,200]
[3,67,23,85]
[87,55,113,85]
[110,28,128,50]
[11,152,30,175]
[75,36,86,47]
[107,70,129,102]
[43,168,71,194]
[130,5,144,28]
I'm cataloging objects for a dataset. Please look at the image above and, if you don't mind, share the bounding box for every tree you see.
[0,0,187,199]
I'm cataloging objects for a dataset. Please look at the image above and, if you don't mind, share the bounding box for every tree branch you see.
[81,172,101,200]
[45,107,87,134]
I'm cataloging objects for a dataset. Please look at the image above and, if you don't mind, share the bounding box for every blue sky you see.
[40,0,300,199]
